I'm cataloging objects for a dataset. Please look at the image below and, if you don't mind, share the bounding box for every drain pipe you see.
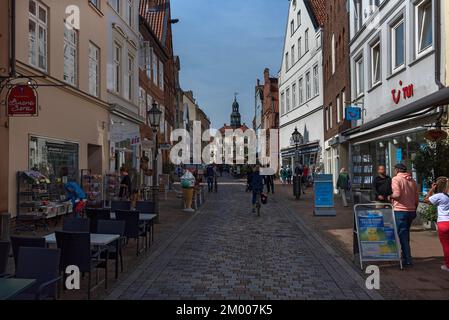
[9,0,16,77]
[434,0,446,124]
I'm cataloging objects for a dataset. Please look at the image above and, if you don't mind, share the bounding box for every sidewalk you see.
[274,182,449,300]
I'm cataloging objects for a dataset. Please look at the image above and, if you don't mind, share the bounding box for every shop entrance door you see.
[88,144,103,175]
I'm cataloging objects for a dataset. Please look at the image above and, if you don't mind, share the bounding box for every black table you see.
[0,278,36,300]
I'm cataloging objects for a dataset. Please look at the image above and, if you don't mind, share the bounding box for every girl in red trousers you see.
[424,177,449,272]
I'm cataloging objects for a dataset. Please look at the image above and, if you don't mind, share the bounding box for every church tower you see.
[230,94,242,129]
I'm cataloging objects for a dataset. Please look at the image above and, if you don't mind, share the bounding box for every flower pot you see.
[182,188,195,213]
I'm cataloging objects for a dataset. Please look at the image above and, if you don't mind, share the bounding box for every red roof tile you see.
[140,0,169,43]
[308,0,326,27]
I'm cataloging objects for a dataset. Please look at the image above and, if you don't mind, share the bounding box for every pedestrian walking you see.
[337,168,350,207]
[295,163,306,195]
[280,166,287,184]
[286,165,292,185]
[213,164,218,193]
[264,168,275,194]
[250,165,264,213]
[206,164,215,192]
[119,167,131,200]
[390,163,419,267]
[373,165,393,203]
[424,176,449,272]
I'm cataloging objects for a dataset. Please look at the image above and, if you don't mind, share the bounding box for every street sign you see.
[354,204,402,270]
[345,106,361,121]
[7,84,38,117]
[313,174,336,216]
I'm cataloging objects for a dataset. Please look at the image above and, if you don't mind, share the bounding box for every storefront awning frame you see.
[342,87,449,136]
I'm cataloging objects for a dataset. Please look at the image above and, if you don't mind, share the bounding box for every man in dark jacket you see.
[373,165,392,202]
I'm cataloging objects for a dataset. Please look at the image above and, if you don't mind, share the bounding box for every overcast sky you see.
[171,0,288,129]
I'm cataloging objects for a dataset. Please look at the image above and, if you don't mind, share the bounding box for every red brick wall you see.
[323,0,351,141]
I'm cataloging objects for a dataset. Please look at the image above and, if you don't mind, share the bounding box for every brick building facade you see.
[322,0,351,189]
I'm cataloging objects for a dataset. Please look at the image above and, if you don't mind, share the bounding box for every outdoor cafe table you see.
[44,233,121,279]
[109,213,157,246]
[0,278,36,300]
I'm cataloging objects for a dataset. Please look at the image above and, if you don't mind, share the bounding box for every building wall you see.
[8,0,110,216]
[323,0,351,140]
[279,0,324,158]
[0,0,10,213]
[349,0,439,125]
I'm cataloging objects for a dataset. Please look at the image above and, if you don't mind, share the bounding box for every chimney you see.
[264,68,270,82]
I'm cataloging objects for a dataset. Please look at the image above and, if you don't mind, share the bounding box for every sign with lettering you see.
[391,80,414,105]
[7,85,38,116]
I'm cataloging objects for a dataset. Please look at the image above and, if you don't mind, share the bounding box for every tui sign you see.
[345,106,362,121]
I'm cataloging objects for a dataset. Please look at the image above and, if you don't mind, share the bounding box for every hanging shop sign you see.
[354,204,402,270]
[345,106,362,121]
[391,80,414,105]
[425,129,448,142]
[7,84,38,116]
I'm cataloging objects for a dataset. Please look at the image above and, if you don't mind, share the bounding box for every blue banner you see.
[314,174,334,208]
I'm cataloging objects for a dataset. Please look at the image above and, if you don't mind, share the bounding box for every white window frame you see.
[329,104,333,129]
[291,20,295,36]
[63,26,78,86]
[297,10,301,27]
[28,0,48,71]
[291,45,295,66]
[292,83,297,109]
[286,87,290,112]
[113,42,122,94]
[285,52,289,70]
[126,0,133,26]
[391,18,405,72]
[415,0,433,57]
[305,71,311,100]
[305,29,309,52]
[370,40,381,86]
[125,53,134,101]
[298,37,302,58]
[313,65,319,96]
[355,55,364,97]
[280,92,285,115]
[298,78,304,105]
[341,89,346,122]
[336,95,341,124]
[110,0,120,13]
[88,42,100,97]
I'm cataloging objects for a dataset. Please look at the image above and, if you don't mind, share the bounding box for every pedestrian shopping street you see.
[107,177,380,300]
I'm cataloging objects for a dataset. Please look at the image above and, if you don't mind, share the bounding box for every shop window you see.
[29,136,79,183]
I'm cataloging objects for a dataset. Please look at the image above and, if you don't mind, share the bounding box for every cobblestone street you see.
[108,180,382,300]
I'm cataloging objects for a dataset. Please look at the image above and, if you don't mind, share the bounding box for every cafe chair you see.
[62,217,90,233]
[0,241,10,277]
[85,208,111,233]
[135,201,155,214]
[97,220,126,278]
[111,201,131,212]
[55,231,107,300]
[10,236,46,268]
[115,210,147,256]
[14,247,62,300]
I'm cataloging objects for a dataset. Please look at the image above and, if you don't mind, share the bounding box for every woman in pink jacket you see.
[390,164,419,267]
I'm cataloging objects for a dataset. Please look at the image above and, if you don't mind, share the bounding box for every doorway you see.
[88,144,103,175]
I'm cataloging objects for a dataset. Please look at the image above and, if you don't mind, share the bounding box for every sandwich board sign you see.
[354,204,403,270]
[313,174,336,216]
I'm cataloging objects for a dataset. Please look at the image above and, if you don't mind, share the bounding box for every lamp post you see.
[291,127,303,200]
[148,101,162,218]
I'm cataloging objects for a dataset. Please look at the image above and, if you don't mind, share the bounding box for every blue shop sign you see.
[345,107,362,121]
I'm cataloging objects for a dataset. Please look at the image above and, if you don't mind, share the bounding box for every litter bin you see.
[0,212,11,241]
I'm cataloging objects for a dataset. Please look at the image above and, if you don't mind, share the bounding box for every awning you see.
[343,86,449,136]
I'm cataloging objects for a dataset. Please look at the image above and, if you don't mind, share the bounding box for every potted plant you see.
[418,202,438,230]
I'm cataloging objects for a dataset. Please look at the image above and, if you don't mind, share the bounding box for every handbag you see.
[261,193,268,205]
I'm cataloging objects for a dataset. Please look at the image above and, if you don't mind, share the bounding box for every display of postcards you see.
[363,165,373,173]
[363,176,372,184]
[354,166,362,173]
[353,155,362,163]
[362,155,372,163]
[353,176,362,184]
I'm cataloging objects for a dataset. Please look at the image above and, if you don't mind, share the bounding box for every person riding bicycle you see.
[250,165,264,213]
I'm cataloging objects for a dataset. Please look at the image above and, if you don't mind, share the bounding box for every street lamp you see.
[291,127,303,200]
[148,101,162,218]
